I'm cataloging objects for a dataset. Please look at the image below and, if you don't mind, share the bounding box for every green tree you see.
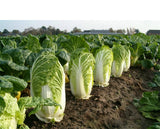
[40,26,47,34]
[12,30,20,35]
[71,27,81,33]
[2,29,10,35]
[109,28,114,33]
[117,29,126,34]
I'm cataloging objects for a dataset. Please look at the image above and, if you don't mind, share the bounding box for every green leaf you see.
[3,48,31,66]
[0,77,13,94]
[148,122,160,129]
[148,82,158,88]
[0,52,12,62]
[148,73,160,87]
[0,52,28,74]
[28,105,41,116]
[130,42,144,66]
[154,64,160,70]
[3,75,27,92]
[141,59,154,69]
[156,45,160,59]
[60,35,90,53]
[142,111,160,121]
[26,34,42,53]
[0,96,5,115]
[139,91,160,111]
[56,49,70,66]
[18,97,61,116]
[2,39,17,50]
[41,36,57,51]
[19,124,30,129]
[153,75,160,87]
[25,52,39,68]
[0,67,4,72]
[148,42,159,59]
[134,91,160,122]
[8,61,28,71]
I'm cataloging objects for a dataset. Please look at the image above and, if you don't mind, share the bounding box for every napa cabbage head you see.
[130,42,144,66]
[30,52,65,123]
[111,44,126,77]
[123,46,131,72]
[94,46,113,87]
[0,93,25,129]
[69,51,95,99]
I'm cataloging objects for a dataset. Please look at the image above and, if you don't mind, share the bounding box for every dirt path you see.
[24,67,156,129]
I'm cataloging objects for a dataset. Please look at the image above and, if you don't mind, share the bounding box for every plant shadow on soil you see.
[23,67,158,129]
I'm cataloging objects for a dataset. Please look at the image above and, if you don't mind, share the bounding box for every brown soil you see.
[23,67,157,129]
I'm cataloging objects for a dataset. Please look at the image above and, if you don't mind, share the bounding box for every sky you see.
[0,0,160,34]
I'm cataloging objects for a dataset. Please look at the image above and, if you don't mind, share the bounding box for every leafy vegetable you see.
[130,42,144,66]
[111,44,126,77]
[30,52,65,123]
[59,35,90,53]
[94,46,113,86]
[0,77,13,94]
[141,59,154,69]
[41,36,57,51]
[133,91,160,122]
[0,75,27,96]
[26,34,42,53]
[69,51,95,99]
[123,46,131,72]
[148,122,160,129]
[56,48,70,66]
[0,52,28,73]
[1,39,17,51]
[0,93,24,129]
[2,48,31,66]
[148,72,160,87]
[3,75,27,92]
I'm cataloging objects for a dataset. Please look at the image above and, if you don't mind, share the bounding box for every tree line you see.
[0,26,139,36]
[0,26,83,36]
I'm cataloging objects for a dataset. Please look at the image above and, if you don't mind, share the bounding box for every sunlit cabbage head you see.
[69,50,95,99]
[30,52,65,123]
[111,44,126,77]
[94,46,113,87]
[123,46,131,72]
